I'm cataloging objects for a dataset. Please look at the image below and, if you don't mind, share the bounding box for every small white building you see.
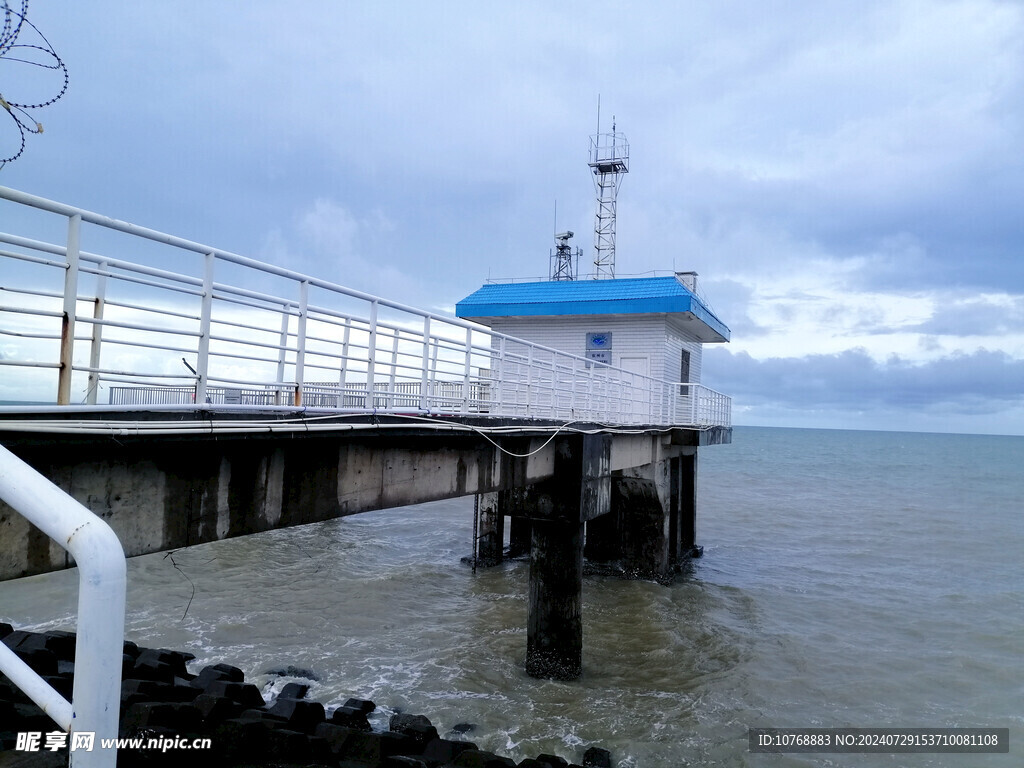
[455,272,729,390]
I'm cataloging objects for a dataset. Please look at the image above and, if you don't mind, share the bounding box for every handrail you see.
[0,444,125,768]
[0,185,731,428]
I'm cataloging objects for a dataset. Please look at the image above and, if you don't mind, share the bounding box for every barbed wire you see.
[1,0,68,168]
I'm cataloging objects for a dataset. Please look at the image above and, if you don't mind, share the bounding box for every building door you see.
[618,356,650,420]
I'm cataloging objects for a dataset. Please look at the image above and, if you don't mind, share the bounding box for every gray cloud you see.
[704,347,1024,415]
[695,279,771,338]
[907,297,1024,336]
[7,0,1020,294]
[5,0,1024,432]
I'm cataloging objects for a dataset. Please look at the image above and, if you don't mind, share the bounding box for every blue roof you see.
[456,276,730,342]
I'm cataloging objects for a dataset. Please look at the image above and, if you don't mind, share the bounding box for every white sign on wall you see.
[586,332,612,365]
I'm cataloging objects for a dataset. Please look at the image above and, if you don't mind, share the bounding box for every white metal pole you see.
[525,346,534,417]
[294,281,308,407]
[461,327,472,414]
[365,300,377,409]
[275,303,290,406]
[338,321,351,408]
[195,253,214,404]
[58,214,81,405]
[0,444,125,768]
[388,330,399,409]
[495,336,505,417]
[419,316,431,411]
[568,357,578,417]
[86,262,108,405]
[586,358,596,422]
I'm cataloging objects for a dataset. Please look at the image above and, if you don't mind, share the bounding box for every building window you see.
[680,349,691,394]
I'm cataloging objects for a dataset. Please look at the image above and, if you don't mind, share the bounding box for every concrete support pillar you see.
[521,433,608,680]
[669,455,681,565]
[526,517,583,680]
[474,492,504,567]
[614,476,671,579]
[584,510,619,562]
[507,514,531,558]
[678,451,698,557]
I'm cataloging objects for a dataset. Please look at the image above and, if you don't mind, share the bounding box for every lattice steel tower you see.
[549,230,580,281]
[588,117,629,279]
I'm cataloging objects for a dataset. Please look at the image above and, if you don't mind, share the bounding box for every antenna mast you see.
[588,108,628,279]
[549,230,579,280]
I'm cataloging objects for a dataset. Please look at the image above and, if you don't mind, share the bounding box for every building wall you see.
[665,319,704,385]
[487,314,704,384]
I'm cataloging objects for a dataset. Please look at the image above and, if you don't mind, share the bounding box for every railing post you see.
[195,252,215,404]
[57,214,81,405]
[462,326,472,413]
[294,280,308,407]
[419,316,431,411]
[365,300,378,409]
[525,346,534,417]
[275,303,290,406]
[338,321,351,408]
[566,357,576,418]
[494,336,505,417]
[388,329,399,409]
[586,358,596,422]
[85,261,107,405]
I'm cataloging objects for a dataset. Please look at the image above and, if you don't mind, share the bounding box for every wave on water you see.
[1,427,1021,765]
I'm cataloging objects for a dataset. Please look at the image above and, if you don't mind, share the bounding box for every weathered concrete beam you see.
[0,427,709,586]
[498,434,611,524]
[0,432,558,581]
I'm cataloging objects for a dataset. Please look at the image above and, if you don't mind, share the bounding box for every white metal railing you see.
[0,186,730,428]
[0,444,126,768]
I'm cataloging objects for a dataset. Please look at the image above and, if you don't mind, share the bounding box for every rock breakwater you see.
[0,625,613,768]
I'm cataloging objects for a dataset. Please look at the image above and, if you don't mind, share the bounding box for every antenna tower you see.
[588,109,628,279]
[549,230,580,280]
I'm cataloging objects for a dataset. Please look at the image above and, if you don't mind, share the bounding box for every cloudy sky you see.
[3,0,1024,434]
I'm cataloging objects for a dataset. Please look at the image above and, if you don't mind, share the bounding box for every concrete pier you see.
[467,435,713,678]
[508,514,531,558]
[474,492,504,567]
[674,452,699,559]
[0,410,728,681]
[527,518,584,679]
[615,476,671,578]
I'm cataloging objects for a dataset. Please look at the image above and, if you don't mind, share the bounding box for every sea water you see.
[1,426,1021,766]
